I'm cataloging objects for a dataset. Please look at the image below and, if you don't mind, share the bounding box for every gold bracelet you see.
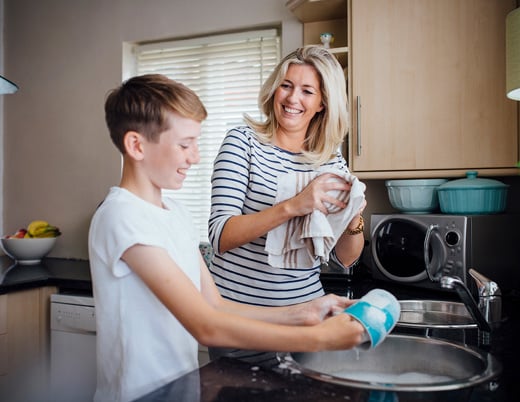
[344,215,364,235]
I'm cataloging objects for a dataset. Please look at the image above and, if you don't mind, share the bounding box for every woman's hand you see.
[288,173,352,217]
[290,293,358,326]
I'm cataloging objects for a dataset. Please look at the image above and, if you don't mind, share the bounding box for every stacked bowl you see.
[385,179,448,214]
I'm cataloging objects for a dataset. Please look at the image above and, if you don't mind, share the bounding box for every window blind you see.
[133,29,281,241]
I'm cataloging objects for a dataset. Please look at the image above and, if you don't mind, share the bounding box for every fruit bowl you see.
[0,237,57,265]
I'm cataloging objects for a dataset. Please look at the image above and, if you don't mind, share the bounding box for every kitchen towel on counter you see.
[265,168,366,269]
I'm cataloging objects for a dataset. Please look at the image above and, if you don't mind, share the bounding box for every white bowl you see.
[0,237,57,265]
[385,179,448,214]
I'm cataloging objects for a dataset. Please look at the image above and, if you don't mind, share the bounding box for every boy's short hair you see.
[105,74,207,153]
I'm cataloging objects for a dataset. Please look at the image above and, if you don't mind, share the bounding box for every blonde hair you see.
[244,45,348,166]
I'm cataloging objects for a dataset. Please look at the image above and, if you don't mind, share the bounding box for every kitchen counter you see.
[137,267,518,402]
[0,255,92,294]
[0,257,517,401]
[135,355,494,402]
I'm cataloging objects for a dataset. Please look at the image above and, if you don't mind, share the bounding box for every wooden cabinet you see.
[0,286,57,400]
[288,0,519,179]
[286,0,348,67]
[349,0,518,178]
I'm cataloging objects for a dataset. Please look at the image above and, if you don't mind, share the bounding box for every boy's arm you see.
[122,244,363,352]
[199,255,356,326]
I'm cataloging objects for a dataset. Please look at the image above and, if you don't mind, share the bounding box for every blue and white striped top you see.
[208,126,349,307]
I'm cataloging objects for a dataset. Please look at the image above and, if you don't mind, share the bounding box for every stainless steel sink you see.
[398,300,476,329]
[277,334,501,392]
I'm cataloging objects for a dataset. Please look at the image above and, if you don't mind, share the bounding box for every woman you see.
[208,45,366,365]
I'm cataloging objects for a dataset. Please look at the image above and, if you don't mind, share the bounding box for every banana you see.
[27,220,50,236]
[26,220,61,238]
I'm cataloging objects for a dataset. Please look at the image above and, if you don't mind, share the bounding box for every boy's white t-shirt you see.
[88,187,201,402]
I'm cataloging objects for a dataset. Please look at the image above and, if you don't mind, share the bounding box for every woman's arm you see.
[215,173,353,253]
[209,129,352,254]
[333,211,366,268]
[123,245,364,352]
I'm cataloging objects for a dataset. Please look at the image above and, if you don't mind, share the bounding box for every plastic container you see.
[437,171,508,214]
[385,179,448,214]
[344,289,400,349]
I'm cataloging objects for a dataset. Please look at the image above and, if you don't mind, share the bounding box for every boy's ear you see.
[123,131,144,160]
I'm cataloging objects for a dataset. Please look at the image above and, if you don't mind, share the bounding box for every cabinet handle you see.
[356,96,361,156]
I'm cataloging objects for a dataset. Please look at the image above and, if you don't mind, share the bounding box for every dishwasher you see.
[50,293,97,402]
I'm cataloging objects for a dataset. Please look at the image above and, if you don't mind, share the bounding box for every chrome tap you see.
[468,269,502,327]
[439,269,502,339]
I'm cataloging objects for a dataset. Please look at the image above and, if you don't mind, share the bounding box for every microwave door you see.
[372,218,446,284]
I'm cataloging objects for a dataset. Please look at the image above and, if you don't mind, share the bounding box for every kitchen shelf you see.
[326,46,348,54]
[305,46,348,54]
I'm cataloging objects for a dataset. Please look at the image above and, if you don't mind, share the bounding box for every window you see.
[130,29,281,241]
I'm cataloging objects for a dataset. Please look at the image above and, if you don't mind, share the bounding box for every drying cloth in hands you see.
[265,168,366,269]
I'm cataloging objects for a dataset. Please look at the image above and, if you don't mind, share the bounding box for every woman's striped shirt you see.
[208,126,349,307]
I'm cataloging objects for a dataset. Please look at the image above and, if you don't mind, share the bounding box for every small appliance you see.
[368,213,519,292]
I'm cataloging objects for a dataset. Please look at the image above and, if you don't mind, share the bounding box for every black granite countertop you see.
[1,257,517,401]
[135,356,500,402]
[0,255,92,294]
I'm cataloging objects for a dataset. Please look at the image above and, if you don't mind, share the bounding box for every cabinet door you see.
[0,287,57,399]
[350,0,518,175]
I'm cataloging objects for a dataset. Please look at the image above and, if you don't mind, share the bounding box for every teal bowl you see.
[385,179,448,214]
[437,171,509,214]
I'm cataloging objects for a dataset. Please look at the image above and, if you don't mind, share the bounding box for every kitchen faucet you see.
[439,269,502,346]
[422,226,502,336]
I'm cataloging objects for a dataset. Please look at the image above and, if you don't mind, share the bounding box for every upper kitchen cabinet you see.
[348,0,519,178]
[286,0,348,67]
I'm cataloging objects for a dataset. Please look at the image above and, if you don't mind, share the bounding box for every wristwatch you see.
[344,215,364,235]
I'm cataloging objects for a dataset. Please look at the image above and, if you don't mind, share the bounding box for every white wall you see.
[1,0,302,259]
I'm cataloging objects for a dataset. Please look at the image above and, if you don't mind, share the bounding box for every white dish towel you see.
[265,168,366,269]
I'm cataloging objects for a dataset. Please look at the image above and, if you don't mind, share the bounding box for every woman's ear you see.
[123,131,145,160]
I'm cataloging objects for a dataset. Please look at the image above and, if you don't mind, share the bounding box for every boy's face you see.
[143,112,201,190]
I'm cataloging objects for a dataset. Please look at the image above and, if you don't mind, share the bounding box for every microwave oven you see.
[368,214,520,292]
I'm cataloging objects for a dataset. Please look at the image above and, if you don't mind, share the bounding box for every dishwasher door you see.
[50,294,96,402]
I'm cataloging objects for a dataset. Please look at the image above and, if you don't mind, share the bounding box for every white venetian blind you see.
[133,29,280,241]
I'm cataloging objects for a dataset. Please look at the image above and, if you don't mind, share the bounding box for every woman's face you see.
[273,63,324,137]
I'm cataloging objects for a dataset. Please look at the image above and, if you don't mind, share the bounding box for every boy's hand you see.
[316,313,365,350]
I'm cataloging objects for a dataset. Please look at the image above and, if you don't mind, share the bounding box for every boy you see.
[88,74,363,402]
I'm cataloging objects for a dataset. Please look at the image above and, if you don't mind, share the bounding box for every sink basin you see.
[277,334,501,391]
[398,300,477,329]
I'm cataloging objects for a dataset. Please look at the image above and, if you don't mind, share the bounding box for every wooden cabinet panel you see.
[349,0,518,176]
[0,295,7,376]
[0,334,6,376]
[0,286,57,399]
